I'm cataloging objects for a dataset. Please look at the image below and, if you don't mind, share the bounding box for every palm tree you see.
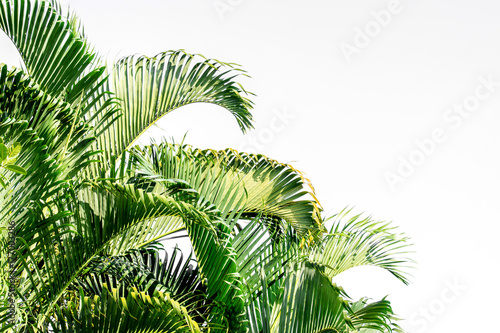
[0,0,413,332]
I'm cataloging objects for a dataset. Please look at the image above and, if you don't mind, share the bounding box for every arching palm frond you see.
[269,261,350,333]
[94,50,254,170]
[233,215,299,302]
[309,209,413,285]
[0,0,105,104]
[0,63,104,331]
[0,1,414,332]
[74,244,210,324]
[130,143,325,241]
[11,179,219,330]
[347,298,403,333]
[51,286,202,333]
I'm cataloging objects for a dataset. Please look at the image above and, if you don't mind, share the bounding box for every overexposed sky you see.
[2,1,500,331]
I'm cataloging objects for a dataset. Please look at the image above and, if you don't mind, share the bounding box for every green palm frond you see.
[130,143,325,241]
[105,215,186,255]
[51,286,202,333]
[75,245,209,322]
[0,0,122,166]
[85,245,203,301]
[13,181,219,329]
[0,0,105,105]
[246,267,284,333]
[270,261,350,333]
[94,50,254,167]
[233,215,299,300]
[0,1,413,331]
[347,298,403,333]
[309,209,413,285]
[185,219,245,331]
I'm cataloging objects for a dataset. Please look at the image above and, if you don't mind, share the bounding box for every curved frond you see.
[185,220,246,331]
[51,286,202,333]
[233,215,299,300]
[105,215,185,255]
[95,50,254,165]
[75,245,209,323]
[270,261,350,333]
[13,181,218,329]
[309,209,413,285]
[130,143,325,241]
[347,298,402,333]
[0,0,104,103]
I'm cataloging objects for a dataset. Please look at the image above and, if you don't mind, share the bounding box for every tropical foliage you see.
[0,0,412,332]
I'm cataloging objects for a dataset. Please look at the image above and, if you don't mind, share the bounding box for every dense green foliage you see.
[0,1,412,332]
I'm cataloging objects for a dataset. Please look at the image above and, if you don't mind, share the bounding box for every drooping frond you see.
[0,0,105,105]
[130,143,325,241]
[347,298,403,333]
[0,1,413,331]
[309,209,413,285]
[11,179,219,330]
[51,286,202,333]
[75,245,209,322]
[233,215,299,301]
[94,50,254,168]
[270,261,350,333]
[185,219,245,331]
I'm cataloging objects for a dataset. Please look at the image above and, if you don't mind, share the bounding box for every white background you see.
[2,1,499,331]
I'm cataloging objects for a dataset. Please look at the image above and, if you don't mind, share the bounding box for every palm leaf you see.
[185,220,246,331]
[0,0,104,104]
[77,245,207,315]
[309,209,413,285]
[233,215,299,300]
[51,286,202,333]
[94,50,254,168]
[130,143,325,241]
[13,181,218,329]
[270,261,350,333]
[347,298,403,333]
